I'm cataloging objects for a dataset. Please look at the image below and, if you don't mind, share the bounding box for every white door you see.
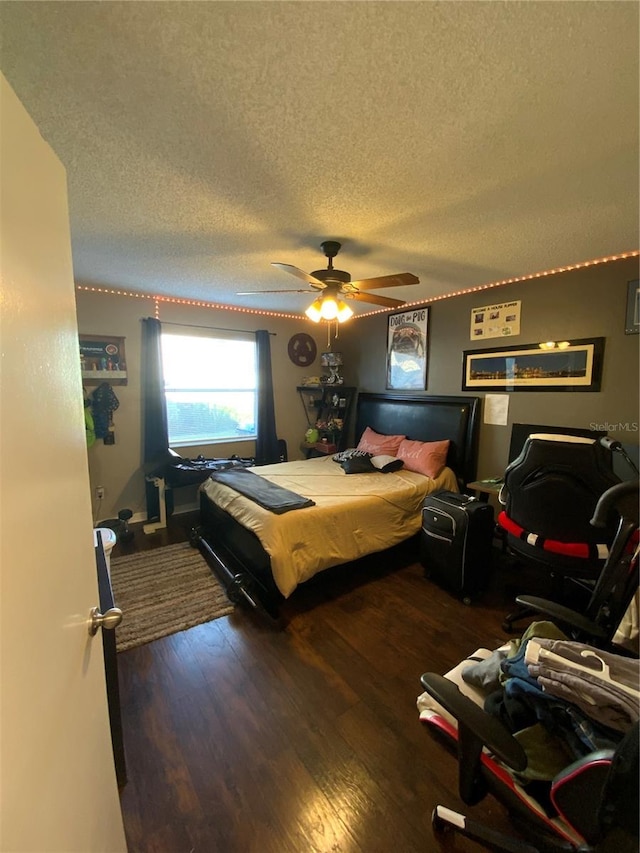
[0,75,127,852]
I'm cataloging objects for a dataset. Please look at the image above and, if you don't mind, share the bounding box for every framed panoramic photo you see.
[386,307,429,390]
[462,337,605,392]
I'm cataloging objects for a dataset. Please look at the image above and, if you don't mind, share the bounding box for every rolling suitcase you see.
[420,490,495,603]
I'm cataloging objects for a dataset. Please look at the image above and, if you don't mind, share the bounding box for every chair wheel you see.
[502,620,514,632]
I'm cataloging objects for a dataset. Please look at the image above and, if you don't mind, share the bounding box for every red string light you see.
[75,250,639,322]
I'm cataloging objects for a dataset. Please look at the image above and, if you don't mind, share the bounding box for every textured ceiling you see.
[1,1,638,318]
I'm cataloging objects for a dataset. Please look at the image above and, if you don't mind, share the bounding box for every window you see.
[161,331,257,446]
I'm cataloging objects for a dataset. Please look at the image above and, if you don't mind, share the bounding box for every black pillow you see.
[333,448,373,463]
[340,455,376,474]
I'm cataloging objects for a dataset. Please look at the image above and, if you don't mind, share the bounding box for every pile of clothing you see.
[461,621,640,781]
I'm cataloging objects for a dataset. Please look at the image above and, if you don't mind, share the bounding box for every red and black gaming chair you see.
[510,478,639,648]
[497,434,621,631]
[419,666,639,853]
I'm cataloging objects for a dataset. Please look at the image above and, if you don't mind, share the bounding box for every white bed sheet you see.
[200,454,459,598]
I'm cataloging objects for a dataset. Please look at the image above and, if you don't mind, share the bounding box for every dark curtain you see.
[255,330,280,465]
[141,317,173,520]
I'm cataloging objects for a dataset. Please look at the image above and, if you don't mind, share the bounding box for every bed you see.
[192,393,481,620]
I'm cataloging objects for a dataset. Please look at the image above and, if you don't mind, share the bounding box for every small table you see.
[466,480,503,503]
[300,441,338,459]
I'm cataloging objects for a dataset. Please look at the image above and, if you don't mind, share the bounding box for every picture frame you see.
[386,307,429,390]
[625,279,639,334]
[462,337,605,392]
[79,334,128,385]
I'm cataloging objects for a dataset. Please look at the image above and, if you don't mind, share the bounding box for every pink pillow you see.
[397,438,450,478]
[357,426,405,456]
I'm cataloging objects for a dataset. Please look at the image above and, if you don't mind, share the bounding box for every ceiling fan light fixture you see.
[271,241,419,323]
[306,293,354,324]
[305,298,323,322]
[319,294,339,321]
[336,300,354,323]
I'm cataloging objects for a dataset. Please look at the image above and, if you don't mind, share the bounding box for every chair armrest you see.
[420,673,527,772]
[514,595,607,640]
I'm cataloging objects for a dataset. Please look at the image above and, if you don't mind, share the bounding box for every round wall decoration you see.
[287,333,317,366]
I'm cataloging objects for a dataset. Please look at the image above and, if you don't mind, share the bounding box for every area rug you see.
[109,542,235,652]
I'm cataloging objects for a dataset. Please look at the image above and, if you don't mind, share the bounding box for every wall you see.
[77,256,638,521]
[340,256,639,480]
[75,291,331,520]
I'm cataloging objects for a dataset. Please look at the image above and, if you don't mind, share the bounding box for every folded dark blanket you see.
[209,467,316,514]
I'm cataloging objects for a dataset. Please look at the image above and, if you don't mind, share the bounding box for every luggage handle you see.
[430,491,477,507]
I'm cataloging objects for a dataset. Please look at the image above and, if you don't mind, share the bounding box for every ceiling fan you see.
[237,241,420,323]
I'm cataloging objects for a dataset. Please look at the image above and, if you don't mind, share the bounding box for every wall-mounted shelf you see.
[297,385,357,455]
[79,334,127,385]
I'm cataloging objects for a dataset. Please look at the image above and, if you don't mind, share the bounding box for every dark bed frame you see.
[191,393,481,622]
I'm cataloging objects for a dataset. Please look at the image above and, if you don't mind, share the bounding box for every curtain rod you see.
[153,320,276,336]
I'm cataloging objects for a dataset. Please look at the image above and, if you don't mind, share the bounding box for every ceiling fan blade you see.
[349,292,407,308]
[349,272,419,291]
[271,263,326,289]
[236,288,316,295]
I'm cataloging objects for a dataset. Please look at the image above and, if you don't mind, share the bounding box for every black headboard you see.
[354,393,481,490]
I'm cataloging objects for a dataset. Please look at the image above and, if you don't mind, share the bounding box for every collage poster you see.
[470,300,521,339]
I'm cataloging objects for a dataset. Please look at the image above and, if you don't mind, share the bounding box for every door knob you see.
[88,606,123,636]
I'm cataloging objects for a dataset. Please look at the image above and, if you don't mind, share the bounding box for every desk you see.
[466,480,503,503]
[144,457,254,534]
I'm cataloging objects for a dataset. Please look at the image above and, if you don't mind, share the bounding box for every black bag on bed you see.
[420,490,495,602]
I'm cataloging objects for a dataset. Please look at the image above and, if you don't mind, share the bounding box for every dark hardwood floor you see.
[115,513,539,852]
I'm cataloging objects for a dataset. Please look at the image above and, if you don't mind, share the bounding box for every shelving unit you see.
[297,385,357,456]
[79,334,128,385]
[81,369,128,384]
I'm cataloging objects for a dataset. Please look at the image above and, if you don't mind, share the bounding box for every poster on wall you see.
[386,307,429,390]
[470,300,521,339]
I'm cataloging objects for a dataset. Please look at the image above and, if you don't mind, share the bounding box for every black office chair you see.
[512,478,639,648]
[497,434,621,632]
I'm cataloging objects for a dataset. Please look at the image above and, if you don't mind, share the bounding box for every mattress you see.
[200,454,458,597]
